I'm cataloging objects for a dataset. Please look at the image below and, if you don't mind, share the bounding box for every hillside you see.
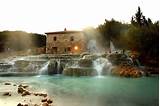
[0,31,46,52]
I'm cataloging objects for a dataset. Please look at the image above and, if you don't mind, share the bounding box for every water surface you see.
[0,75,158,106]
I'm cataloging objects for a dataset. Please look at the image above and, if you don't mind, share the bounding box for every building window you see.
[53,36,57,41]
[64,48,67,53]
[67,47,71,51]
[70,36,74,41]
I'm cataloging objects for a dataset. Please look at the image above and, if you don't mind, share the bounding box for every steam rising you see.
[83,27,108,53]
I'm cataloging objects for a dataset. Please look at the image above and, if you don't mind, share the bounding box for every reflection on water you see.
[0,75,158,106]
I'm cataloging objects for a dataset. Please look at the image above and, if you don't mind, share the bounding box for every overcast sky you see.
[0,0,159,34]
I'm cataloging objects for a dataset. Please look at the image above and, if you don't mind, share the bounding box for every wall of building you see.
[46,32,86,54]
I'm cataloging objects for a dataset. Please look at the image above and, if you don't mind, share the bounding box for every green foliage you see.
[97,6,159,66]
[128,7,159,66]
[131,6,154,28]
[97,19,129,48]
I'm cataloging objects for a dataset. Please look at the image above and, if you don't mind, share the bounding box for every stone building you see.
[45,29,86,54]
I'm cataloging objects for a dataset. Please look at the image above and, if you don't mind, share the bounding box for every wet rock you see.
[78,59,93,67]
[3,92,11,96]
[47,99,53,104]
[18,87,24,94]
[41,98,47,102]
[15,60,29,68]
[34,93,38,96]
[18,84,29,88]
[48,60,64,75]
[33,93,47,97]
[101,53,107,58]
[111,65,142,78]
[82,54,98,60]
[39,93,47,97]
[34,104,39,106]
[80,52,90,58]
[41,102,49,106]
[4,82,11,85]
[0,63,12,70]
[17,86,31,96]
[17,103,28,106]
[21,90,31,96]
[107,53,133,65]
[17,103,23,106]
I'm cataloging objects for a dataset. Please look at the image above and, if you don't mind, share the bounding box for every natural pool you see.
[0,75,158,106]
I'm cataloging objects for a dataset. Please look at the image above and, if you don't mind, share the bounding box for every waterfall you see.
[0,56,26,72]
[110,41,116,53]
[93,58,112,77]
[57,59,61,74]
[38,61,50,74]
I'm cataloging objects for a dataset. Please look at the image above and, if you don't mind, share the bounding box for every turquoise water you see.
[0,75,158,106]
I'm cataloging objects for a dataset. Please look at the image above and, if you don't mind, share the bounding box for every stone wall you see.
[46,31,86,54]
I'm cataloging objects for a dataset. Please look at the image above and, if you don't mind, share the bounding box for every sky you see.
[0,0,159,34]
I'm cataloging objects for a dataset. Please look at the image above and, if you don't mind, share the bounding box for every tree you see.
[0,31,46,52]
[131,6,149,27]
[95,6,159,67]
[129,6,159,66]
[97,19,128,48]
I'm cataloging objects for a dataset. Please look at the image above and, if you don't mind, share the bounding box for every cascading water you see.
[93,57,112,77]
[38,61,50,74]
[70,59,79,68]
[110,41,116,53]
[0,55,50,76]
[0,56,25,72]
[1,55,113,76]
[7,56,25,65]
[57,59,61,74]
